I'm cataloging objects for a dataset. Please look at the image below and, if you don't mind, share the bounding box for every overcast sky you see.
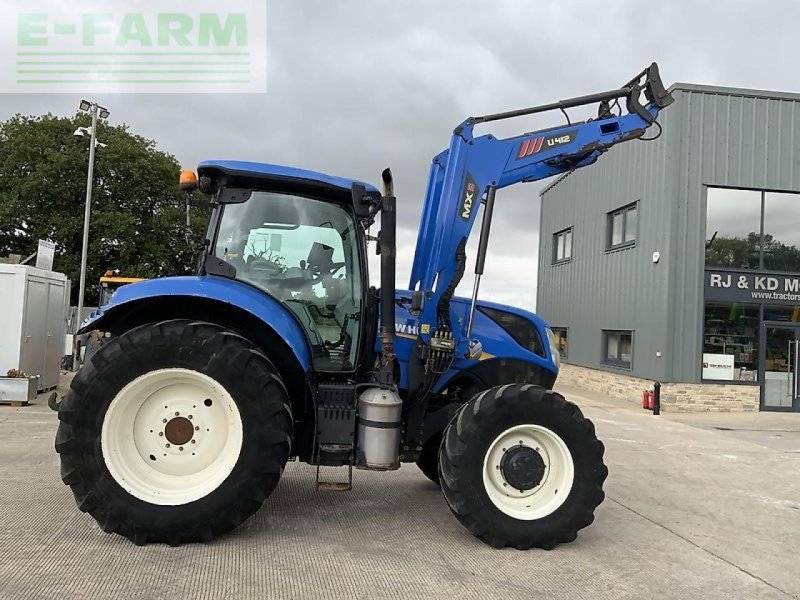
[2,0,799,310]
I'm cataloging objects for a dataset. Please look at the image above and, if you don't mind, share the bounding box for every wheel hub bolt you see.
[191,440,196,444]
[162,419,167,424]
[179,447,184,451]
[165,443,170,448]
[158,432,164,437]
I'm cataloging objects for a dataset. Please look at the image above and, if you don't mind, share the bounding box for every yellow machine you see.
[99,273,144,306]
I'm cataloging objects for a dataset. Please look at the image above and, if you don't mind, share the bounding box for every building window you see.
[606,203,637,250]
[702,301,759,381]
[705,188,800,271]
[602,330,632,368]
[763,192,800,272]
[551,327,568,358]
[552,228,573,264]
[763,304,800,323]
[705,188,762,269]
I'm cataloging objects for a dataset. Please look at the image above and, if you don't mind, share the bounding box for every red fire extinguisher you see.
[642,390,649,409]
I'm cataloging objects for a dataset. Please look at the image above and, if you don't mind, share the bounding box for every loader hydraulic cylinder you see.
[466,185,496,339]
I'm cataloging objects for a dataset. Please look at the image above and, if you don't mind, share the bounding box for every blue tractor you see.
[56,65,672,548]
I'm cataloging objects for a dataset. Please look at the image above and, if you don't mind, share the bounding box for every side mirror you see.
[351,182,381,221]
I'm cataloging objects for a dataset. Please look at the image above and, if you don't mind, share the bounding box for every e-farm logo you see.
[6,1,266,93]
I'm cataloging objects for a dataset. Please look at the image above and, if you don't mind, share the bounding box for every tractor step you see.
[312,383,357,467]
[315,464,353,492]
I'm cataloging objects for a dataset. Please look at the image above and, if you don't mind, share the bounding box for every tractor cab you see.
[195,161,380,374]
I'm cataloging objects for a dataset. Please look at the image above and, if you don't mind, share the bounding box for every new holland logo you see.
[395,322,419,336]
[459,172,478,221]
[516,129,578,159]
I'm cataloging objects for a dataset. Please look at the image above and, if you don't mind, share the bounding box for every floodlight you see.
[79,100,91,112]
[98,107,110,119]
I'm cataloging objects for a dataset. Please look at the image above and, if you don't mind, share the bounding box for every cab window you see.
[214,191,363,371]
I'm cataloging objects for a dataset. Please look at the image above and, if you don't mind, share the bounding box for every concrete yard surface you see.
[0,381,798,599]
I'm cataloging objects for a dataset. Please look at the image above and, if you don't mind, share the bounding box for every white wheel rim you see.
[482,424,574,520]
[101,368,243,506]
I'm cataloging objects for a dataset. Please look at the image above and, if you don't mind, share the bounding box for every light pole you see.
[73,100,109,367]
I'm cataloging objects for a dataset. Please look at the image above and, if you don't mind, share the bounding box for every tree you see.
[762,233,800,272]
[0,113,208,304]
[706,231,800,272]
[705,232,761,269]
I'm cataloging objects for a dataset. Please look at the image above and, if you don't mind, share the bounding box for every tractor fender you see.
[418,358,558,447]
[80,275,313,373]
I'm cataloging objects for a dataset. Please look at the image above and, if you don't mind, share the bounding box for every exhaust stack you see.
[377,168,396,385]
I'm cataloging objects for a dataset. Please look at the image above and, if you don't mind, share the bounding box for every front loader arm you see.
[409,63,673,350]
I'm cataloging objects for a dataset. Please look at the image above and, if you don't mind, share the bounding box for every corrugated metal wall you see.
[669,85,800,381]
[537,84,800,383]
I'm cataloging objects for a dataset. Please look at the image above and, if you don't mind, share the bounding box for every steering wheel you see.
[307,261,345,282]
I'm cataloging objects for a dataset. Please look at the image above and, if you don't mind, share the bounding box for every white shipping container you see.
[0,264,69,391]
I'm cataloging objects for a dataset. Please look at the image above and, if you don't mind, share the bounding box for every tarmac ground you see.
[0,378,798,599]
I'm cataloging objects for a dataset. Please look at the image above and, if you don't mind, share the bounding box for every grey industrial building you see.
[537,83,800,412]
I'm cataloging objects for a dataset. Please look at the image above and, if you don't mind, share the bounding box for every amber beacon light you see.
[179,169,198,192]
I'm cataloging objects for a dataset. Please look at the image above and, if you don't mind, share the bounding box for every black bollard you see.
[653,382,661,415]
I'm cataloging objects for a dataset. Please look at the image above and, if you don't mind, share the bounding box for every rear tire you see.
[56,320,293,546]
[439,384,607,549]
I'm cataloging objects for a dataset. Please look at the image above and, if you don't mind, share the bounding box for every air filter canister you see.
[356,387,402,470]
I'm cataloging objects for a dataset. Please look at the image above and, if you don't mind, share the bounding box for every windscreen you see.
[214,191,363,372]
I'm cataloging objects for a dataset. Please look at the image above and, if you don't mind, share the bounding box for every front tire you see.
[56,320,293,546]
[416,434,441,486]
[439,384,607,549]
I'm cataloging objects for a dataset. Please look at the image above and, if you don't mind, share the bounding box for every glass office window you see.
[553,228,573,264]
[625,206,638,242]
[705,188,762,269]
[702,301,759,381]
[763,192,800,272]
[602,330,632,368]
[607,203,637,250]
[551,327,568,358]
[763,304,800,323]
[611,212,624,246]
